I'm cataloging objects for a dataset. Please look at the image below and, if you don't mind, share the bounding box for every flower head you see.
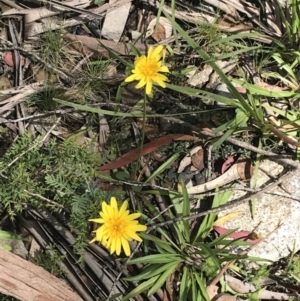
[89,197,147,256]
[125,45,169,95]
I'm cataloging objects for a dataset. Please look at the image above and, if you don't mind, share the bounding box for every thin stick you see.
[24,190,64,209]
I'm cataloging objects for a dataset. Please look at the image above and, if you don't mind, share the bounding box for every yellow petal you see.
[88,218,103,223]
[124,231,143,241]
[95,226,105,241]
[119,200,129,216]
[127,224,147,232]
[153,74,168,88]
[134,55,146,66]
[135,78,147,89]
[116,237,122,255]
[125,73,139,82]
[147,46,154,58]
[121,237,131,256]
[106,237,112,249]
[110,197,118,208]
[146,80,153,95]
[154,79,166,88]
[150,45,163,59]
[159,65,169,73]
[110,238,116,254]
[124,212,142,221]
[102,201,109,217]
[89,237,96,244]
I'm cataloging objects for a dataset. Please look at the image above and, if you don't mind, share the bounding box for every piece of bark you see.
[0,248,83,301]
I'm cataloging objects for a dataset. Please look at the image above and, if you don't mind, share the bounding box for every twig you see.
[23,190,64,209]
[0,0,23,9]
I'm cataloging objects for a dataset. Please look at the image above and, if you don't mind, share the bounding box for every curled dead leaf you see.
[191,148,205,171]
[207,284,218,300]
[236,158,254,180]
[146,17,172,41]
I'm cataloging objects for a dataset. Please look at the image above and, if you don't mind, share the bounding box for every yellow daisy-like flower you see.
[125,45,170,95]
[89,197,147,256]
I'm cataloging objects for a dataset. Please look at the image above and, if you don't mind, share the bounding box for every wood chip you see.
[0,248,83,301]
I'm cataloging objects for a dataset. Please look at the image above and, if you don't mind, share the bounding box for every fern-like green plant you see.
[0,132,104,254]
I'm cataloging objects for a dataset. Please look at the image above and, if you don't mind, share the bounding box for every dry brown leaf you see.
[65,33,147,57]
[146,17,172,41]
[214,212,243,226]
[207,284,218,300]
[99,134,198,171]
[225,275,290,300]
[2,0,91,23]
[23,0,133,37]
[191,148,205,171]
[187,61,236,87]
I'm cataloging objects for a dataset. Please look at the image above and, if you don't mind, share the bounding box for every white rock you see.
[218,160,300,263]
[131,30,142,40]
[101,0,131,41]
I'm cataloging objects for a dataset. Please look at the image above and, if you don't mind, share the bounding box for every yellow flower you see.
[125,45,170,95]
[89,197,147,256]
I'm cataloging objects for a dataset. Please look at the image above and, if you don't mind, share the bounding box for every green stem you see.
[133,93,148,180]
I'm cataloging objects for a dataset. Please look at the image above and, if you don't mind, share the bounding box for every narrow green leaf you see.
[194,272,210,301]
[233,78,299,97]
[166,83,241,108]
[191,273,197,301]
[139,233,177,254]
[162,10,252,111]
[128,254,181,265]
[146,153,180,183]
[147,261,178,296]
[207,46,260,61]
[179,266,190,300]
[124,262,178,281]
[210,32,265,47]
[194,190,232,241]
[121,275,160,301]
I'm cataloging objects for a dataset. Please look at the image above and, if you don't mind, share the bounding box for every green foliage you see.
[40,25,64,66]
[195,23,232,55]
[201,257,219,279]
[250,264,270,287]
[34,244,65,276]
[122,185,252,300]
[0,131,103,254]
[0,230,22,251]
[289,255,300,276]
[78,59,115,98]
